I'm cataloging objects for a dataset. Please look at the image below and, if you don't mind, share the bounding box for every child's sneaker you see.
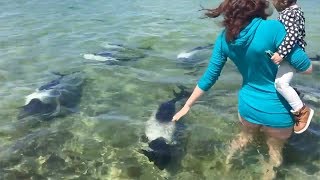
[291,105,314,134]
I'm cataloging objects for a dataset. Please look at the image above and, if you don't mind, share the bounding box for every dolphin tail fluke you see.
[140,138,173,170]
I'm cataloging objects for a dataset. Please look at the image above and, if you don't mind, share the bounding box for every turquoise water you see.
[0,0,319,179]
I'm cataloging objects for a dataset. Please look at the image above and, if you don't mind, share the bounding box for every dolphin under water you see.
[293,85,320,107]
[18,72,85,120]
[310,54,320,68]
[177,45,319,67]
[286,122,320,155]
[310,55,320,61]
[176,44,213,67]
[83,43,147,65]
[281,121,320,175]
[141,86,191,170]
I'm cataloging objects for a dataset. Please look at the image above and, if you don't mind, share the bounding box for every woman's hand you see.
[172,85,205,122]
[172,105,190,122]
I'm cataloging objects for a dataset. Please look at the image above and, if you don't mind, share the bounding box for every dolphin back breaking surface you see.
[83,43,147,65]
[18,72,85,120]
[177,44,213,67]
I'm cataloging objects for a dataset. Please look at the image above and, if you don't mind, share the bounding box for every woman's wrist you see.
[184,103,192,108]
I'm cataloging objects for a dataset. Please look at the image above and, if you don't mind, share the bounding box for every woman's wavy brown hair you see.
[205,0,270,42]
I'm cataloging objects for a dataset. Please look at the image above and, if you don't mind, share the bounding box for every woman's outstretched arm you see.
[172,32,228,122]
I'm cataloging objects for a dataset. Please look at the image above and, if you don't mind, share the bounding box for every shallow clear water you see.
[0,0,319,179]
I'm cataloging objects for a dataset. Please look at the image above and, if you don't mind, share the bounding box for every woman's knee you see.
[262,126,293,140]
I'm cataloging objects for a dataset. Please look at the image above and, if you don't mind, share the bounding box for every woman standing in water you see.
[172,0,312,179]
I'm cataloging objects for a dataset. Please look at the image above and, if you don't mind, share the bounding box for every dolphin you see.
[177,44,213,67]
[83,43,147,65]
[141,86,191,170]
[310,55,320,61]
[281,121,320,175]
[286,122,320,154]
[18,72,85,120]
[309,54,320,68]
[293,85,320,107]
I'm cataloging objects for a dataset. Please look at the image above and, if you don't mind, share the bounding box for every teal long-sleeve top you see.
[198,18,311,128]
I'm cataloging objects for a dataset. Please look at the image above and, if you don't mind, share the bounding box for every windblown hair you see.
[205,0,270,42]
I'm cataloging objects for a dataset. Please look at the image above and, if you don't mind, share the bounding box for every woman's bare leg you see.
[226,116,260,165]
[261,126,292,180]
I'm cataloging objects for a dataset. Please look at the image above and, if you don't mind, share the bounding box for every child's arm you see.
[273,10,304,64]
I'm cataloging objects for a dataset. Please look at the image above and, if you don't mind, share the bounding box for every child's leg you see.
[275,61,303,111]
[275,61,314,134]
